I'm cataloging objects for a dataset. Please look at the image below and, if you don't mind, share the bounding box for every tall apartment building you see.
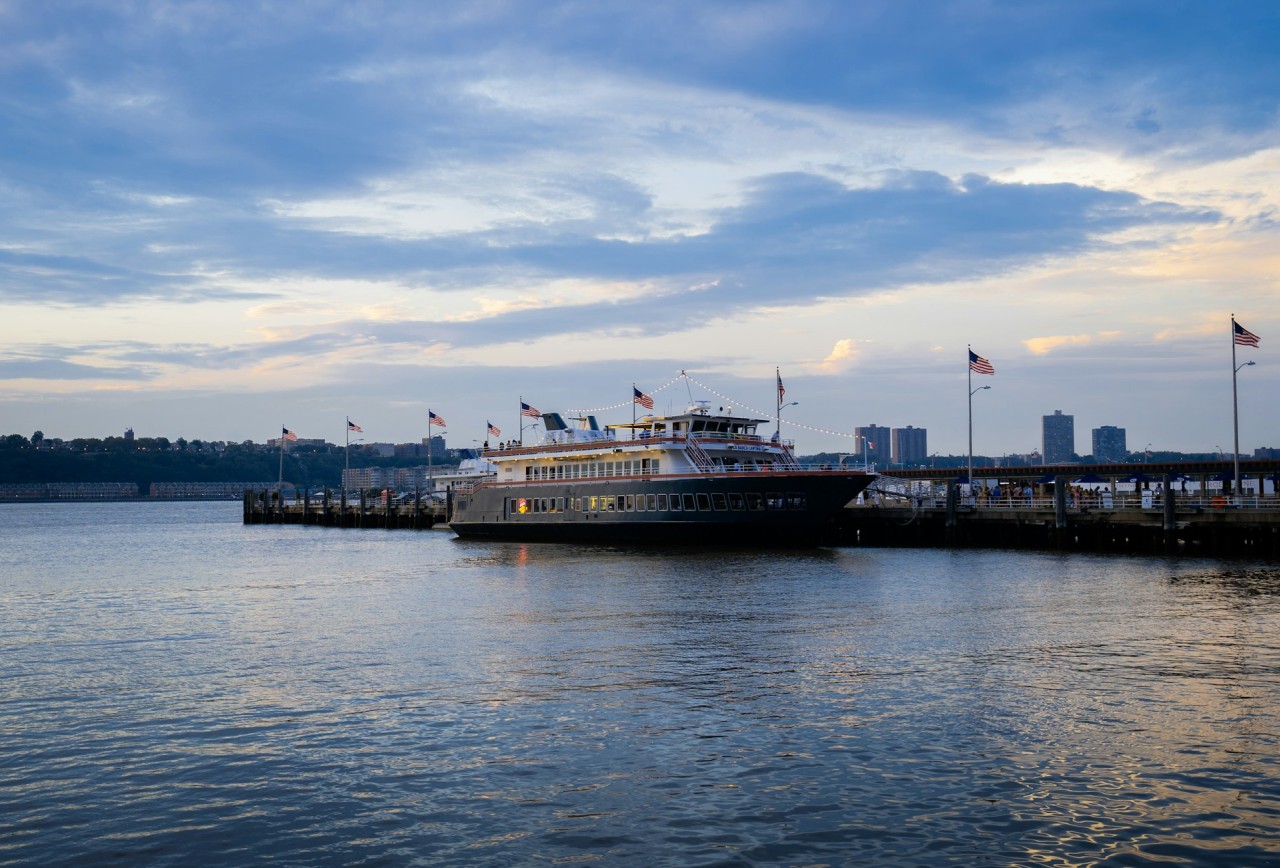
[1042,410,1075,464]
[854,425,892,465]
[1091,425,1127,463]
[891,426,928,466]
[342,466,436,492]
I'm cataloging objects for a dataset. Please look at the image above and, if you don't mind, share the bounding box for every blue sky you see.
[2,0,1277,457]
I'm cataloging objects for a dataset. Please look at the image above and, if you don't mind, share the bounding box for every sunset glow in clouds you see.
[1,1,1277,455]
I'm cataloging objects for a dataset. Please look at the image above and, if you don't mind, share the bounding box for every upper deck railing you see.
[448,462,873,493]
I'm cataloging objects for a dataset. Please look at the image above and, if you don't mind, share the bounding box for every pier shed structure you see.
[844,458,1280,557]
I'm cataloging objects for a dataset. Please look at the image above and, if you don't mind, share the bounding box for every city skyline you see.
[1,2,1276,454]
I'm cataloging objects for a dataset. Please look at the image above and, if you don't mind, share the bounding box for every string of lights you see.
[567,371,861,442]
[567,372,686,415]
[678,372,860,441]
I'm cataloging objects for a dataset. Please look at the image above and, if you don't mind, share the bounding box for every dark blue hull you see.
[448,472,874,546]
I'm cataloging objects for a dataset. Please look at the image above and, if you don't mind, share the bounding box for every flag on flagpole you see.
[347,419,362,433]
[281,427,298,442]
[777,371,786,402]
[1234,320,1260,347]
[633,387,654,410]
[429,411,447,427]
[521,401,541,418]
[969,350,995,375]
[487,421,501,438]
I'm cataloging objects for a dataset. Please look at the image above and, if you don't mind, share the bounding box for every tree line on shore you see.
[0,432,445,491]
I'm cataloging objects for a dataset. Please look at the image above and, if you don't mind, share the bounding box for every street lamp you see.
[1228,355,1249,499]
[968,384,991,491]
[776,401,798,441]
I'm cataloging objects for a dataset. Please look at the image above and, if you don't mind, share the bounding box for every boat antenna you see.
[682,369,694,406]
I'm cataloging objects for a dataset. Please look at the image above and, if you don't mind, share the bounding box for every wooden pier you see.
[243,488,447,529]
[837,491,1280,558]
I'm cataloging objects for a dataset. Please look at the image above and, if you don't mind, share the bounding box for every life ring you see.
[1211,496,1227,508]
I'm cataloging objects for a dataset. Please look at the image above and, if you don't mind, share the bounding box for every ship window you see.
[636,495,646,512]
[668,494,680,512]
[589,496,599,511]
[683,493,698,511]
[605,496,616,511]
[696,493,711,511]
[656,494,668,510]
[787,492,806,510]
[728,493,745,510]
[525,467,532,480]
[766,492,785,510]
[515,497,530,514]
[745,492,763,510]
[711,493,728,511]
[651,459,659,475]
[646,494,657,511]
[624,495,634,511]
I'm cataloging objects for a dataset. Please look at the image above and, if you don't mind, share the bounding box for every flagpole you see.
[427,408,433,482]
[278,427,285,490]
[1232,315,1240,502]
[632,383,637,435]
[518,396,523,446]
[967,347,973,490]
[345,418,350,491]
[775,367,782,440]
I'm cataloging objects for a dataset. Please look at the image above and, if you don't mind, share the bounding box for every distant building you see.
[1092,425,1128,463]
[1255,447,1280,460]
[124,427,135,442]
[854,425,892,465]
[422,435,448,461]
[341,465,443,492]
[268,437,327,448]
[1042,410,1075,464]
[891,426,928,466]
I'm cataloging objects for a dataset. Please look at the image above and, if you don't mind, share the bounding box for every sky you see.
[1,0,1277,458]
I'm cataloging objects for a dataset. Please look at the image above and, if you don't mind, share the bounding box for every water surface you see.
[1,501,1278,865]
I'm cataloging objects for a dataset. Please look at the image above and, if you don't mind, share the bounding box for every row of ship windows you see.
[525,459,660,480]
[513,491,808,515]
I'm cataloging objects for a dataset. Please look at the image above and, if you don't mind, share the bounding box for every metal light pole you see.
[968,384,990,491]
[1232,357,1256,502]
[777,401,798,444]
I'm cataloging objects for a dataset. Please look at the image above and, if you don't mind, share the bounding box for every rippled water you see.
[1,501,1278,865]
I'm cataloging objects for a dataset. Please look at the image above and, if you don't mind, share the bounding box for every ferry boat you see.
[447,402,875,544]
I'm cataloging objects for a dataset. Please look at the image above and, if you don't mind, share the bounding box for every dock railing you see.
[855,489,1280,512]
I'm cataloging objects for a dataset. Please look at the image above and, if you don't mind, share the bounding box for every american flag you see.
[776,372,785,402]
[487,421,501,437]
[429,411,446,427]
[633,387,654,410]
[1234,320,1260,347]
[521,401,541,418]
[347,419,362,433]
[969,350,995,375]
[281,427,298,442]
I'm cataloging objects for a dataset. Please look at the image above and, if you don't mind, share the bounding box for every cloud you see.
[0,355,153,381]
[1024,334,1093,355]
[812,338,858,372]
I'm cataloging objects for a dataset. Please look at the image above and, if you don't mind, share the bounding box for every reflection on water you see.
[0,502,1278,865]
